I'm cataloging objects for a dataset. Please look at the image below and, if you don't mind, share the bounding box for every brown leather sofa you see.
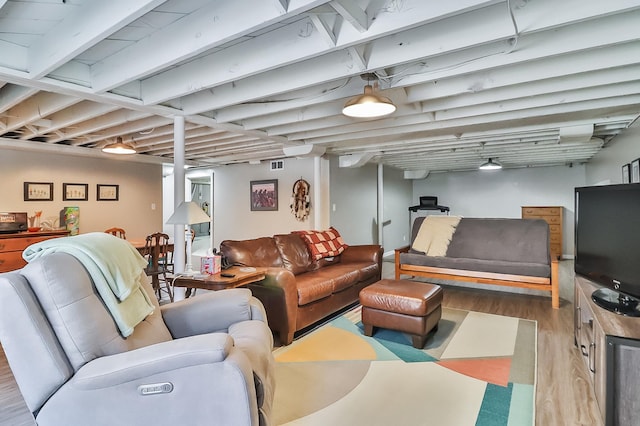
[221,233,382,344]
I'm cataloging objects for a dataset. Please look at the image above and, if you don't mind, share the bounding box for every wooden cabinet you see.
[575,276,640,425]
[521,206,563,259]
[0,230,69,272]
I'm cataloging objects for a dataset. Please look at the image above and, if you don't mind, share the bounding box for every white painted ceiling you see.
[0,0,639,173]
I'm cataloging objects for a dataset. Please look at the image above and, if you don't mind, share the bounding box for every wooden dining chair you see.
[162,230,194,276]
[140,232,173,303]
[104,227,126,239]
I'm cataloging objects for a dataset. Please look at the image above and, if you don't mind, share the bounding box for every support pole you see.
[378,163,383,247]
[173,116,186,290]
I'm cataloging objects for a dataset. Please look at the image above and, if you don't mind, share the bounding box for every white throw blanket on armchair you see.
[23,232,155,337]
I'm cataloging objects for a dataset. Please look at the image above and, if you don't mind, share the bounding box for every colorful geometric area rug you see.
[272,306,536,426]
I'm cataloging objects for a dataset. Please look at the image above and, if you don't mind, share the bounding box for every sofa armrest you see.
[395,245,410,254]
[341,244,383,264]
[247,267,298,345]
[41,336,260,426]
[72,334,232,389]
[161,288,261,338]
[395,245,410,279]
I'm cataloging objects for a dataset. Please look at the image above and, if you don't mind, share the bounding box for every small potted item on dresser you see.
[27,211,43,232]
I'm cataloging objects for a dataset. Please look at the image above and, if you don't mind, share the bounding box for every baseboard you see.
[383,250,395,259]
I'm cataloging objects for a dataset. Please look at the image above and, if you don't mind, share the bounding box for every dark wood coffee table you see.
[173,266,266,297]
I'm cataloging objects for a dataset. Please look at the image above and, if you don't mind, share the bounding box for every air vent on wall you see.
[270,160,284,171]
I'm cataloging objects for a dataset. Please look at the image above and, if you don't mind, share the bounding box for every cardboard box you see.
[201,255,221,275]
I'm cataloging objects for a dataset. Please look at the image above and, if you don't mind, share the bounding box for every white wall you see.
[329,159,377,245]
[383,166,413,252]
[586,120,640,185]
[0,147,163,240]
[211,158,317,247]
[329,157,412,249]
[412,165,587,257]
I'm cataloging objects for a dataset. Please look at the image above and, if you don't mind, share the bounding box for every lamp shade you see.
[479,158,502,170]
[342,84,396,118]
[166,201,210,225]
[102,137,136,154]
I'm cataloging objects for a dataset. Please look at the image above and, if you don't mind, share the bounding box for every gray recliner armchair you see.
[0,252,275,426]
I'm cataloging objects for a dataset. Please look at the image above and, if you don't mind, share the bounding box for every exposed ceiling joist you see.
[0,0,638,172]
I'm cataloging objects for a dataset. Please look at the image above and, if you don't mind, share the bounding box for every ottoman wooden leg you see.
[364,324,375,337]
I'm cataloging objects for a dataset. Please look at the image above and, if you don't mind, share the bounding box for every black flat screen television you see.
[575,184,640,316]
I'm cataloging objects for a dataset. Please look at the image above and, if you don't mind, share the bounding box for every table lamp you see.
[166,201,211,276]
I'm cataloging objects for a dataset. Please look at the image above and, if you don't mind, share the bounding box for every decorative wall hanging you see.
[290,178,310,221]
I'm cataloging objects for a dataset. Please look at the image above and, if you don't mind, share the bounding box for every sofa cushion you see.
[322,265,360,293]
[350,261,380,282]
[21,253,172,371]
[295,273,334,305]
[294,227,348,260]
[273,234,312,275]
[446,218,550,264]
[399,252,550,278]
[220,237,283,268]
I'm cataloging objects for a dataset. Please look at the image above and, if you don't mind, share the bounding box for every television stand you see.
[575,276,640,425]
[591,287,640,317]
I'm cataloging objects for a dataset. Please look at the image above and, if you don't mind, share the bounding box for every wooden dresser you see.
[521,206,563,260]
[0,230,69,273]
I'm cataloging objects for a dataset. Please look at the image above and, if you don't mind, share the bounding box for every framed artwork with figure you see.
[632,159,640,184]
[250,179,278,211]
[63,183,88,201]
[24,182,53,201]
[97,184,119,201]
[622,164,630,184]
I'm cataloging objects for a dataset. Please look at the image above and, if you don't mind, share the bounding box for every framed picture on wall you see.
[632,159,640,184]
[97,184,119,201]
[63,183,88,201]
[622,164,631,184]
[250,179,278,211]
[24,182,53,201]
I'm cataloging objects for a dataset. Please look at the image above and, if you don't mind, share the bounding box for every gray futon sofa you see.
[395,217,559,308]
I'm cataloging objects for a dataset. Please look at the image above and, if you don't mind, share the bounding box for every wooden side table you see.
[173,266,266,297]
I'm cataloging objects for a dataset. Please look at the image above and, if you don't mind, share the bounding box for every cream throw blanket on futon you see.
[23,232,155,337]
[411,216,462,256]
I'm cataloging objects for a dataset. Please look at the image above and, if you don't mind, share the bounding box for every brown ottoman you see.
[359,279,443,349]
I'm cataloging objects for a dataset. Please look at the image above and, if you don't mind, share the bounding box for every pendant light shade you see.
[479,158,502,170]
[342,83,396,118]
[102,137,136,155]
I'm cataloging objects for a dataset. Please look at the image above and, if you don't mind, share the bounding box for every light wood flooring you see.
[0,259,602,425]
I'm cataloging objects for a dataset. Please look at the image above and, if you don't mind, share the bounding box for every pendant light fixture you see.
[479,158,502,170]
[102,137,136,155]
[342,75,396,118]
